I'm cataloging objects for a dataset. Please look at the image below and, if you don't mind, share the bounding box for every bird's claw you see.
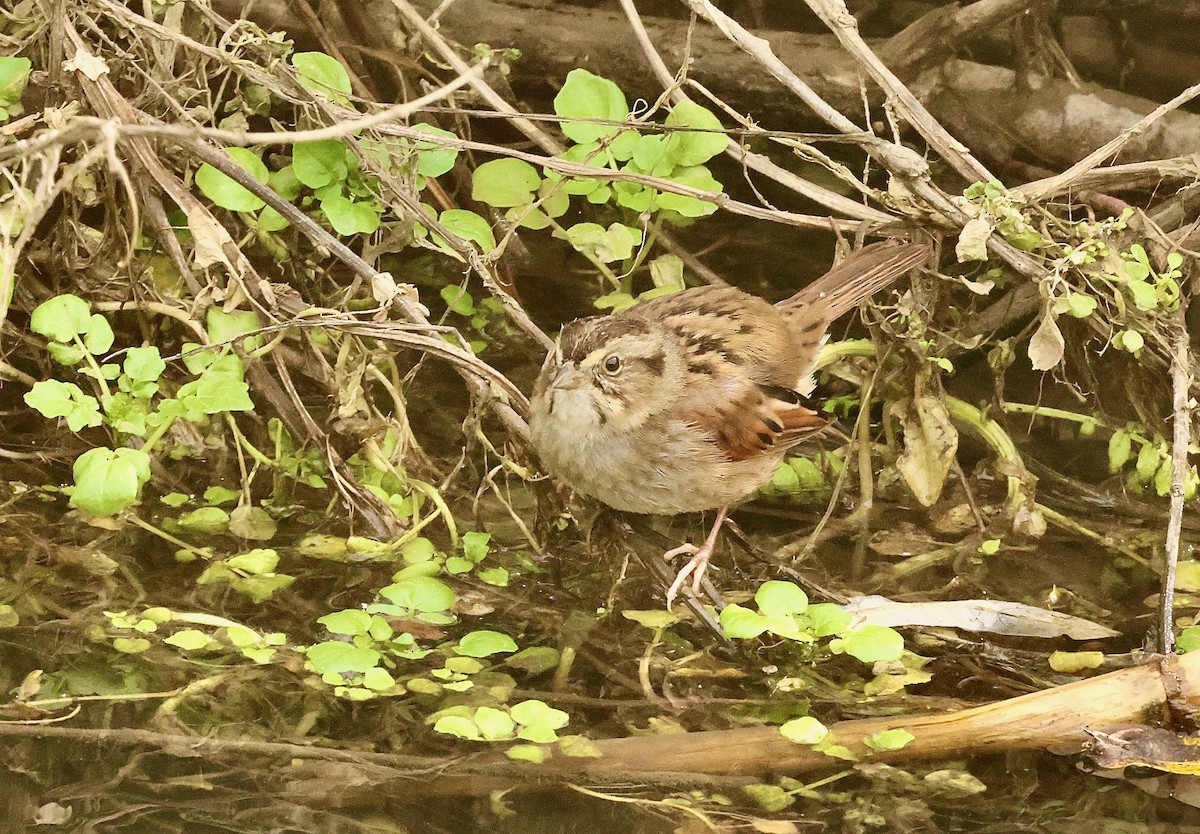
[663,543,713,610]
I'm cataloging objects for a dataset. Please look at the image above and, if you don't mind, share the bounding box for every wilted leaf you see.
[1028,312,1064,371]
[955,217,992,262]
[896,396,958,507]
[843,595,1120,639]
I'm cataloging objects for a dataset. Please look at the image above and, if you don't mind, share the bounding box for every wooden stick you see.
[550,652,1200,776]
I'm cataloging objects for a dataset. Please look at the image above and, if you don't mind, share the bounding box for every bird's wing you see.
[676,375,829,462]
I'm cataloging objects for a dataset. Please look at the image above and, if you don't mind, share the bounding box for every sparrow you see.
[529,240,928,607]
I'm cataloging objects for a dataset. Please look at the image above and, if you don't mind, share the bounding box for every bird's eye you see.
[603,355,622,374]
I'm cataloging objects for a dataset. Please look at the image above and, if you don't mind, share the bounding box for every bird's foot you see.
[663,540,715,610]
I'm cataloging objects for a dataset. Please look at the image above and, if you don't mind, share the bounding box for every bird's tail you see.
[780,240,928,321]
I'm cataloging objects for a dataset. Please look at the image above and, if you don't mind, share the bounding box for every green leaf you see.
[477,567,510,587]
[444,657,483,674]
[438,209,496,251]
[0,57,32,110]
[1126,279,1159,311]
[306,641,382,675]
[24,380,103,431]
[614,177,654,212]
[228,505,277,540]
[434,715,481,740]
[225,626,259,648]
[558,222,643,263]
[719,603,769,639]
[664,101,726,167]
[1155,458,1173,497]
[164,629,211,650]
[257,205,290,232]
[1135,441,1160,482]
[839,625,905,663]
[863,728,915,752]
[743,784,795,812]
[363,666,397,691]
[754,581,808,617]
[979,538,1002,555]
[412,123,459,177]
[510,699,569,732]
[462,531,491,562]
[770,462,800,493]
[536,180,571,219]
[1115,329,1144,353]
[31,294,92,342]
[226,548,279,575]
[471,158,541,208]
[622,610,680,630]
[123,347,166,385]
[506,744,547,762]
[83,314,114,355]
[456,630,518,658]
[268,165,303,200]
[631,134,668,171]
[440,286,475,316]
[807,603,851,637]
[474,706,516,740]
[1053,292,1097,319]
[319,609,373,636]
[506,646,560,675]
[71,447,150,517]
[654,165,721,217]
[292,52,352,105]
[177,506,230,533]
[1108,429,1132,472]
[547,142,605,196]
[293,139,350,189]
[402,537,438,564]
[203,486,241,506]
[1177,625,1200,653]
[195,148,268,212]
[378,576,456,613]
[176,358,253,415]
[553,69,628,144]
[444,556,473,575]
[779,716,829,745]
[608,130,640,161]
[320,196,380,235]
[557,735,603,758]
[47,342,85,366]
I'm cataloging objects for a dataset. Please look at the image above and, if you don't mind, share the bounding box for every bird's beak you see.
[551,361,582,391]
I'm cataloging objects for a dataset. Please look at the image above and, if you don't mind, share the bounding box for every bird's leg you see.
[664,506,729,609]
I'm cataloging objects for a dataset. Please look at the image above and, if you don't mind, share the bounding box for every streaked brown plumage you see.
[530,241,928,607]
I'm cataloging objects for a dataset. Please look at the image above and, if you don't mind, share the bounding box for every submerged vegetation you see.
[1,0,1199,830]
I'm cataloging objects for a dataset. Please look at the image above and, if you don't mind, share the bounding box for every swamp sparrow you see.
[529,240,928,607]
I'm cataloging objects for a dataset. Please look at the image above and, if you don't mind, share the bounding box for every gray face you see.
[532,317,675,435]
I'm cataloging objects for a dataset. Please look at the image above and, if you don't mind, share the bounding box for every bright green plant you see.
[24,295,255,516]
[956,179,1047,261]
[759,452,844,503]
[1108,425,1198,498]
[196,548,295,603]
[469,68,727,303]
[439,285,518,354]
[719,581,905,664]
[432,698,569,746]
[0,56,31,121]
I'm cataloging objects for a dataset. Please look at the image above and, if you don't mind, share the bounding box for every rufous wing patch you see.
[681,383,830,462]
